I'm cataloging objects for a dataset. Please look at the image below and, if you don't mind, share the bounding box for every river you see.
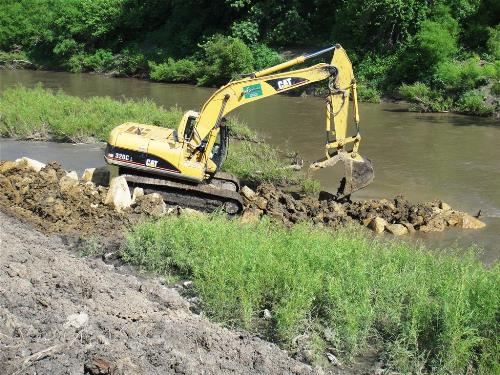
[0,69,499,263]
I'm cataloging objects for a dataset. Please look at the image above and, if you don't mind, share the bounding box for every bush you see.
[456,90,496,116]
[357,83,381,103]
[124,215,500,373]
[434,57,492,93]
[67,49,116,73]
[399,82,452,112]
[300,177,321,195]
[149,58,198,83]
[250,43,283,70]
[197,35,254,87]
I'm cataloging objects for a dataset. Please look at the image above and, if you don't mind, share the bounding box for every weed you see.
[124,214,499,373]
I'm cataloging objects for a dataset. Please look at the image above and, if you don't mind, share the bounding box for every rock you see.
[81,166,110,186]
[240,186,256,202]
[263,309,272,319]
[255,196,268,210]
[104,176,132,211]
[131,187,144,203]
[368,217,387,234]
[326,352,342,367]
[440,201,452,211]
[64,312,89,329]
[81,168,96,182]
[59,175,79,193]
[136,193,166,217]
[86,356,112,375]
[182,280,194,289]
[458,213,486,229]
[402,222,416,233]
[240,208,261,224]
[386,223,409,236]
[0,160,17,174]
[15,157,46,172]
[66,170,79,181]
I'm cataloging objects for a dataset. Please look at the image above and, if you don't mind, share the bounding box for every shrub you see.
[456,90,496,116]
[197,35,254,87]
[67,49,115,73]
[230,20,260,45]
[250,43,283,70]
[124,215,500,373]
[357,83,381,103]
[149,58,198,83]
[434,57,492,93]
[399,82,452,112]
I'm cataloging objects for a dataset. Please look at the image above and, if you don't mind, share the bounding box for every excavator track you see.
[120,168,244,214]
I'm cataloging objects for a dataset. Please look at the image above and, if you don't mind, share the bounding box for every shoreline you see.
[1,65,498,118]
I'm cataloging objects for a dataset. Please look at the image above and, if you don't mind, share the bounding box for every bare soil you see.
[0,211,316,375]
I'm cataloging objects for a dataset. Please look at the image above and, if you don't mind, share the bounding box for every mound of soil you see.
[0,158,485,239]
[0,212,316,375]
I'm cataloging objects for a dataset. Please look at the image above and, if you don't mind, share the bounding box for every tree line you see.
[1,0,498,115]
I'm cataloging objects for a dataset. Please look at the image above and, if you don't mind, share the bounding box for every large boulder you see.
[458,213,486,229]
[15,157,46,172]
[66,170,79,181]
[81,166,110,186]
[386,223,409,236]
[368,217,387,234]
[240,186,256,202]
[104,176,132,211]
[134,193,166,217]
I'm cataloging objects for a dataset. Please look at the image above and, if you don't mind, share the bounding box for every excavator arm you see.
[186,44,374,198]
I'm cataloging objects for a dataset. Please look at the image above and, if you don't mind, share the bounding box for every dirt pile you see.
[0,158,485,238]
[0,159,171,235]
[242,183,486,235]
[0,211,316,375]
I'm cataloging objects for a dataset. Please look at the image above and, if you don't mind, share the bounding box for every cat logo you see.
[277,78,292,90]
[146,159,158,168]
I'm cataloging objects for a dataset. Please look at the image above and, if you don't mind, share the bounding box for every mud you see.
[0,211,317,375]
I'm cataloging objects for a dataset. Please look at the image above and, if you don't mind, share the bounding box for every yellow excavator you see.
[105,44,374,213]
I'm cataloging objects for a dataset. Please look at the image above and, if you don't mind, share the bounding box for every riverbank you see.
[2,62,499,118]
[0,158,497,374]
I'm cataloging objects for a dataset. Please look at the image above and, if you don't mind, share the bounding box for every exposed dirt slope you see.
[0,212,316,375]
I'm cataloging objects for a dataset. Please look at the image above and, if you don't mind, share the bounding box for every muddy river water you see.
[0,70,499,262]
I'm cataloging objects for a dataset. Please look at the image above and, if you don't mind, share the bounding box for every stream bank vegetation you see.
[0,85,310,190]
[124,214,499,374]
[1,1,498,116]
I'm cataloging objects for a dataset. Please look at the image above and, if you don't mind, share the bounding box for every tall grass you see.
[0,85,182,142]
[123,215,499,374]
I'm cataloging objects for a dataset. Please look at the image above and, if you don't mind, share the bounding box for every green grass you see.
[123,214,499,374]
[0,85,183,142]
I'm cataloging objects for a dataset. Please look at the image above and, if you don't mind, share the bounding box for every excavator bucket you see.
[310,151,374,199]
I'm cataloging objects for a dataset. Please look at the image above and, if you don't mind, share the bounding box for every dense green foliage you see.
[0,0,498,115]
[0,86,305,186]
[124,214,499,373]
